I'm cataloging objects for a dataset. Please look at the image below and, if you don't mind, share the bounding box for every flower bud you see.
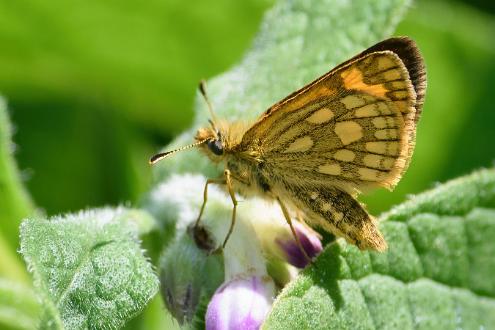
[159,232,223,324]
[274,221,323,268]
[206,275,275,330]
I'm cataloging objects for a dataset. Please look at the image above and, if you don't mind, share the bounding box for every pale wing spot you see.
[341,95,365,109]
[359,167,384,181]
[390,90,409,99]
[333,149,356,162]
[382,69,402,81]
[363,154,384,168]
[366,141,386,154]
[335,121,363,145]
[319,163,342,175]
[363,154,394,170]
[377,56,396,70]
[390,81,407,90]
[306,107,334,124]
[320,202,344,222]
[382,157,395,169]
[373,116,397,129]
[366,141,400,155]
[372,117,387,128]
[355,104,379,117]
[310,192,319,200]
[341,67,388,98]
[386,117,397,127]
[388,142,399,154]
[375,129,398,140]
[321,202,332,212]
[377,102,393,115]
[284,136,314,153]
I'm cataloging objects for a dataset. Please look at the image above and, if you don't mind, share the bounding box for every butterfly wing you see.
[283,183,386,250]
[240,37,426,250]
[242,37,426,194]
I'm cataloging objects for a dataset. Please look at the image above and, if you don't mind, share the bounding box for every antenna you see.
[149,139,208,165]
[199,80,219,128]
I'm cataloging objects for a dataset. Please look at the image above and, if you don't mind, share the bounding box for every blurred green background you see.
[0,0,494,328]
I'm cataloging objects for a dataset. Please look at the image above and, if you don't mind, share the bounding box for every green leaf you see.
[153,0,412,181]
[0,97,35,261]
[382,167,495,222]
[264,168,495,329]
[0,278,41,330]
[20,207,159,329]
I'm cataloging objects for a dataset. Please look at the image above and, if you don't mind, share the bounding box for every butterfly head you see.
[195,124,226,161]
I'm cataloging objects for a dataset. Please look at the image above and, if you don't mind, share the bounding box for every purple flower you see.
[275,221,323,268]
[206,275,275,330]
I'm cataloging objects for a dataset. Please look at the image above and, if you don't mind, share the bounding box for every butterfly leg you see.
[221,169,238,249]
[194,177,227,230]
[276,197,313,265]
[194,170,238,251]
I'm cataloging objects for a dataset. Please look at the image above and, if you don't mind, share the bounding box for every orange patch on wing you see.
[285,85,337,112]
[341,67,388,98]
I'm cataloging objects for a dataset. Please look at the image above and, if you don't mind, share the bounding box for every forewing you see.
[241,37,426,193]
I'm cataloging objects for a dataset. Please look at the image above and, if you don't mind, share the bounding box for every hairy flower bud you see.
[159,233,223,324]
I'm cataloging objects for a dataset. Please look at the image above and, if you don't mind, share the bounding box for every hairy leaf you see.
[20,208,158,329]
[264,169,495,329]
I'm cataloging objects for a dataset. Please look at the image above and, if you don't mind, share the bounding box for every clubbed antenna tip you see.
[149,139,209,165]
[198,80,218,126]
[149,151,173,164]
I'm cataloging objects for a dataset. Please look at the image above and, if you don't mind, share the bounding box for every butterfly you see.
[151,36,426,256]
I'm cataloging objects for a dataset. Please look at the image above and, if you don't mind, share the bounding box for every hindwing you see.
[284,183,386,251]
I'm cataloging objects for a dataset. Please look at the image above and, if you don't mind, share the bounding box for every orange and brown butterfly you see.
[150,37,426,255]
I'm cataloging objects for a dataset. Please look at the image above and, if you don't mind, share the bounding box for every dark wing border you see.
[331,37,426,122]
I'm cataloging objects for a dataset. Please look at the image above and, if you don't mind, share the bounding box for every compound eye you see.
[207,139,224,156]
